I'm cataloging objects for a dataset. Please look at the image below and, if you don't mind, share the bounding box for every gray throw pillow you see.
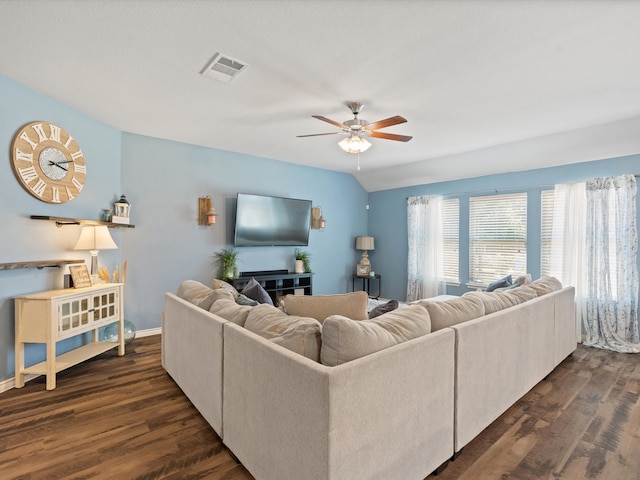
[241,278,274,305]
[485,274,512,292]
[236,293,259,306]
[369,299,399,319]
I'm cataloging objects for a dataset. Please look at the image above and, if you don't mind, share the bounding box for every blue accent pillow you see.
[241,278,274,305]
[485,275,512,292]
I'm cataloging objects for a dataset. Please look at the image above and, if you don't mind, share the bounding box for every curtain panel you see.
[407,195,445,302]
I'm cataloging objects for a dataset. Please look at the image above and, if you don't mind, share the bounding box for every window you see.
[469,192,527,284]
[442,198,459,283]
[540,189,555,276]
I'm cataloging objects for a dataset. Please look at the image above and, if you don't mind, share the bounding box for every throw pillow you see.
[241,278,274,305]
[283,291,369,323]
[369,299,399,319]
[321,304,431,366]
[485,274,512,292]
[209,299,253,326]
[197,287,235,310]
[236,293,259,306]
[212,278,239,300]
[245,304,322,361]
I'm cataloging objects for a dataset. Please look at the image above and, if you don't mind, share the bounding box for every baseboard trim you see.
[0,327,162,394]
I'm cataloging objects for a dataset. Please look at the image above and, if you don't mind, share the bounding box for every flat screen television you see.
[233,193,312,247]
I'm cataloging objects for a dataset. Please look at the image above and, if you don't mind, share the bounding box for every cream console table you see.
[14,283,125,390]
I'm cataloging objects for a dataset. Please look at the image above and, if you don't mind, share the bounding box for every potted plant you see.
[294,248,312,274]
[214,247,239,280]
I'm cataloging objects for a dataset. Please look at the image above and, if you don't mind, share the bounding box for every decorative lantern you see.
[112,195,131,225]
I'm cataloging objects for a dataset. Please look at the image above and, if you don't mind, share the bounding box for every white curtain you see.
[553,175,640,352]
[583,175,640,353]
[407,195,445,302]
[550,181,587,342]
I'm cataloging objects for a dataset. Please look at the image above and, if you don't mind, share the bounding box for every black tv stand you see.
[240,269,289,277]
[231,271,313,305]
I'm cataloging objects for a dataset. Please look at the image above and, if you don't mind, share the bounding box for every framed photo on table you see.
[69,264,92,288]
[356,264,371,277]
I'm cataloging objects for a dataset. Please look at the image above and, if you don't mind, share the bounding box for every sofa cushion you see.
[283,291,368,323]
[209,299,253,327]
[369,299,399,319]
[529,276,563,296]
[212,278,240,300]
[198,287,236,310]
[321,304,431,366]
[241,278,274,305]
[415,296,485,331]
[463,286,538,315]
[177,280,213,305]
[245,304,322,361]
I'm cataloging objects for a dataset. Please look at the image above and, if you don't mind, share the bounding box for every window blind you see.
[469,192,527,284]
[442,198,459,283]
[540,189,555,277]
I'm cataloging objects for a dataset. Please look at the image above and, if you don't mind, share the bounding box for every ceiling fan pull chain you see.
[357,151,361,171]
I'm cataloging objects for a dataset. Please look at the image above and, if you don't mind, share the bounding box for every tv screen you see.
[234,193,312,247]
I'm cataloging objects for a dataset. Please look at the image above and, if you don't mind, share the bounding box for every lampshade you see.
[355,236,375,251]
[74,226,118,251]
[338,135,372,154]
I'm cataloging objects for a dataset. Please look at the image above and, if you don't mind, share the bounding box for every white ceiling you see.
[2,0,640,192]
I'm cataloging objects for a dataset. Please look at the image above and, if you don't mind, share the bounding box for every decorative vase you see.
[295,260,304,273]
[102,320,137,346]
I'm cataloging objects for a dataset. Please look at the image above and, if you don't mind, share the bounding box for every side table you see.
[352,274,382,299]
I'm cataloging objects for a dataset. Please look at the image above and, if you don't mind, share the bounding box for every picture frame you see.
[356,264,371,277]
[69,264,92,288]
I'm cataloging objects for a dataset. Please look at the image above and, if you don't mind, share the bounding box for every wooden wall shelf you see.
[30,215,135,228]
[0,259,84,271]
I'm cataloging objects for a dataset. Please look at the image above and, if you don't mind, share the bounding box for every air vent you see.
[201,53,248,82]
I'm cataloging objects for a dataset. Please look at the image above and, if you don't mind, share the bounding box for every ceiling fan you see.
[297,102,412,155]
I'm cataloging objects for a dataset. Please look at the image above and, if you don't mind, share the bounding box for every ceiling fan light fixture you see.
[339,135,371,154]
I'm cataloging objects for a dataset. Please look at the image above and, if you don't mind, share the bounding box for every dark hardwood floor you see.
[1,335,639,479]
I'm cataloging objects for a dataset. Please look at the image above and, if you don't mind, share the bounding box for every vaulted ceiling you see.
[2,0,640,191]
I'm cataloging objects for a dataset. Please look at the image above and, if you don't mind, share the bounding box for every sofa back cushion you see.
[320,304,431,366]
[529,276,563,296]
[177,280,213,305]
[282,291,368,323]
[463,286,538,315]
[415,296,485,331]
[245,304,322,361]
[209,299,253,327]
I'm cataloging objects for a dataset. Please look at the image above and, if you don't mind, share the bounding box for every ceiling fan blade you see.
[370,131,413,142]
[366,115,407,131]
[312,115,347,129]
[296,132,341,138]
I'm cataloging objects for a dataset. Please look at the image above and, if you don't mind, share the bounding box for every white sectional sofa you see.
[162,277,576,480]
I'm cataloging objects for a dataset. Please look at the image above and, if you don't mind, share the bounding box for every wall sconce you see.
[311,206,326,230]
[198,196,218,226]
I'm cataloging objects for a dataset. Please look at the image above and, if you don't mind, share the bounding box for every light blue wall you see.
[368,155,640,301]
[0,75,122,383]
[120,133,368,331]
[0,74,367,384]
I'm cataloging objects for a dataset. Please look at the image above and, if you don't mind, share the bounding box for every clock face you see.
[10,122,87,204]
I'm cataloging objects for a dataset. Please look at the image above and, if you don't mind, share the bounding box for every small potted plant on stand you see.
[294,248,312,274]
[214,247,239,280]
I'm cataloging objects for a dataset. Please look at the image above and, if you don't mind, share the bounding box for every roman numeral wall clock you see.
[10,121,87,204]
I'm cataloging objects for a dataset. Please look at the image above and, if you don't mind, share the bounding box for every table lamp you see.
[74,226,118,281]
[355,236,375,272]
